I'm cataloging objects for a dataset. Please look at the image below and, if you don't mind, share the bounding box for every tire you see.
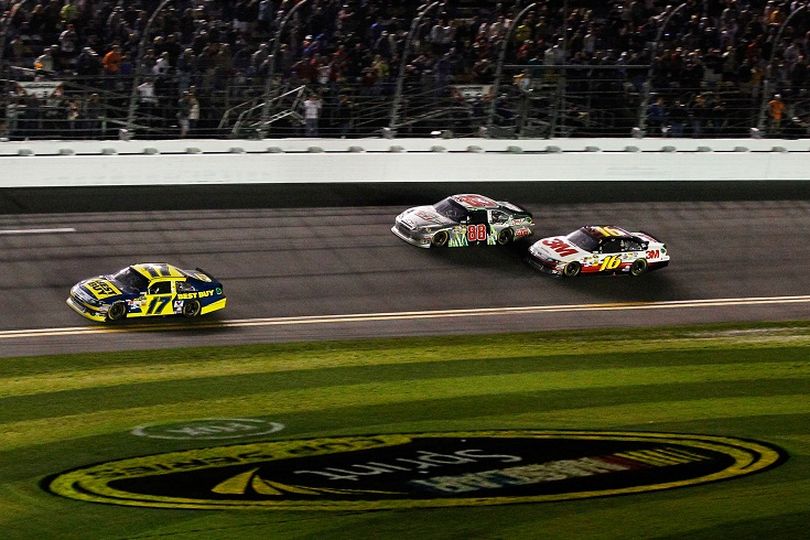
[183,299,202,318]
[106,301,127,322]
[562,261,581,278]
[630,258,648,277]
[431,230,449,248]
[497,228,513,245]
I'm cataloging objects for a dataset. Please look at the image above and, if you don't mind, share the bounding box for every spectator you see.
[58,23,80,69]
[66,98,80,133]
[152,51,172,77]
[60,0,80,26]
[76,47,102,78]
[176,90,192,138]
[188,88,200,135]
[102,45,122,75]
[303,93,322,137]
[646,96,668,136]
[83,93,103,137]
[34,46,56,74]
[768,93,786,135]
[668,99,690,138]
[334,93,355,138]
[137,77,159,122]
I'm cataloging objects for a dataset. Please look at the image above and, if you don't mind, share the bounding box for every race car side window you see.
[600,238,622,253]
[148,281,172,295]
[434,198,468,222]
[469,210,488,225]
[176,281,196,293]
[490,211,508,224]
[623,239,644,252]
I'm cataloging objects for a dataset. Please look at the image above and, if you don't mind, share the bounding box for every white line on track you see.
[0,227,76,235]
[2,294,810,340]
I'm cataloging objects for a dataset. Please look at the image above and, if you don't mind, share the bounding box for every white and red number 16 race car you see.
[528,225,669,277]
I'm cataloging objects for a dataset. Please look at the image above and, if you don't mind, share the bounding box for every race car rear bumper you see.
[648,260,670,271]
[201,297,227,315]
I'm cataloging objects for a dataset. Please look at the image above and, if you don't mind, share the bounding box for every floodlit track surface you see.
[2,200,809,357]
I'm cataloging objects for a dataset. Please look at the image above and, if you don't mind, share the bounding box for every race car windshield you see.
[112,267,149,292]
[433,198,468,222]
[567,229,599,251]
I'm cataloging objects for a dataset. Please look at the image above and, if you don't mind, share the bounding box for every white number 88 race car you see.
[528,225,669,277]
[392,194,534,248]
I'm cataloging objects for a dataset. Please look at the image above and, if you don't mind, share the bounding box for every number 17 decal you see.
[147,296,172,315]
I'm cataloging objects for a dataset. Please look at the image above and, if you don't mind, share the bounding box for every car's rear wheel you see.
[630,258,648,277]
[431,230,449,247]
[497,228,513,245]
[563,261,581,278]
[106,301,127,322]
[183,299,202,318]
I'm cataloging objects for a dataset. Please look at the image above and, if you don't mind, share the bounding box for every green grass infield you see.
[1,321,809,539]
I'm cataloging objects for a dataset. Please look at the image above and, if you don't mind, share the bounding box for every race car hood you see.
[530,236,590,263]
[398,206,456,229]
[76,276,128,301]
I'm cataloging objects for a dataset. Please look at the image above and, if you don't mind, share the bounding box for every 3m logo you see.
[44,430,785,511]
[542,238,578,257]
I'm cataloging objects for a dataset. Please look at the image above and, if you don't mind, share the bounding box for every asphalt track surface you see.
[2,199,809,357]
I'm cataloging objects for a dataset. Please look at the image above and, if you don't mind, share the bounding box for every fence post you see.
[126,0,173,134]
[637,2,687,133]
[259,0,311,139]
[389,1,440,132]
[757,5,806,133]
[488,2,537,132]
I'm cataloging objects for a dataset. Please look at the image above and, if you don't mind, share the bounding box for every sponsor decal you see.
[84,279,121,300]
[176,290,215,300]
[131,418,285,440]
[44,430,785,511]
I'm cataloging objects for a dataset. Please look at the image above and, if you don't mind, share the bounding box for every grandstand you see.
[1,0,808,139]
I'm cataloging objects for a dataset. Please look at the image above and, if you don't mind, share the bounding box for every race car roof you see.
[450,194,500,209]
[581,225,634,239]
[131,263,186,280]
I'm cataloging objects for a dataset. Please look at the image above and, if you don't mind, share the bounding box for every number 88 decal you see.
[467,224,487,242]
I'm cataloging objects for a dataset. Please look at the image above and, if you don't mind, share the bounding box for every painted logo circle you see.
[44,430,785,511]
[131,418,285,440]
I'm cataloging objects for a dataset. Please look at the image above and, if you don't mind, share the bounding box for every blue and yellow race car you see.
[67,263,226,322]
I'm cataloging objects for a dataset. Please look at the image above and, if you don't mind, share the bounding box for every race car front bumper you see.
[526,253,563,276]
[391,224,432,248]
[66,296,108,322]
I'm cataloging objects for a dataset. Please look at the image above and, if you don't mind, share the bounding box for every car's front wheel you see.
[431,230,449,247]
[497,228,513,245]
[106,301,127,322]
[182,300,202,318]
[630,258,648,277]
[563,261,581,278]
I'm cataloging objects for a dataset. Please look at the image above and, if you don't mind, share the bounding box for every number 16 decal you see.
[467,224,487,242]
[599,256,622,272]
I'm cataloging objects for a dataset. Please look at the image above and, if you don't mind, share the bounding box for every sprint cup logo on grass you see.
[44,430,785,511]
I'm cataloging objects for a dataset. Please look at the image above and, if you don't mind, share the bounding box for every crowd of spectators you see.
[1,0,810,139]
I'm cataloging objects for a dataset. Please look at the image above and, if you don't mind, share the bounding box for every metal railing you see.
[2,64,807,141]
[3,0,810,141]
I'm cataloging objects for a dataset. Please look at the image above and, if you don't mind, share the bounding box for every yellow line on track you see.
[3,294,810,340]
